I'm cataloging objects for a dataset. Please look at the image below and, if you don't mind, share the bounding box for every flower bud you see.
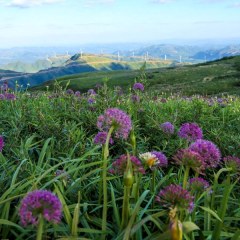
[124,169,134,187]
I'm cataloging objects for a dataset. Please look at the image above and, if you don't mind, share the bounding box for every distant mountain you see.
[0,55,70,73]
[191,45,240,61]
[1,54,174,89]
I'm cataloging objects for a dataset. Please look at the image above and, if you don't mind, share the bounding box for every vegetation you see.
[33,56,240,96]
[0,76,240,239]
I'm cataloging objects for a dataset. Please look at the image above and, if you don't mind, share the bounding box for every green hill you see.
[32,56,240,96]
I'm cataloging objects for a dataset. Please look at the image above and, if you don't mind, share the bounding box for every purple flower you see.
[173,149,205,173]
[156,184,194,212]
[151,151,168,167]
[133,82,144,91]
[110,155,145,175]
[93,132,114,145]
[160,122,174,135]
[4,93,16,100]
[0,136,4,152]
[0,94,5,100]
[189,177,210,192]
[189,140,221,168]
[97,108,132,139]
[131,94,140,103]
[74,91,81,97]
[66,89,74,95]
[178,123,203,142]
[19,190,62,226]
[1,83,8,92]
[88,89,96,95]
[223,156,240,173]
[88,98,96,104]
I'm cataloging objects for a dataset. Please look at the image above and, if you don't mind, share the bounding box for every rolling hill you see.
[32,56,240,96]
[0,54,174,89]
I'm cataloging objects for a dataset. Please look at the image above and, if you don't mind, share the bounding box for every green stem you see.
[183,166,190,190]
[36,214,44,240]
[101,126,115,240]
[121,186,131,230]
[212,174,232,240]
[151,170,156,209]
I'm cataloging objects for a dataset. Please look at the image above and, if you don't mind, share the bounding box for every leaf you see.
[200,206,222,222]
[182,221,200,234]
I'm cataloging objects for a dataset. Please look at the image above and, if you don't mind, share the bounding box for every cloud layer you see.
[6,0,64,8]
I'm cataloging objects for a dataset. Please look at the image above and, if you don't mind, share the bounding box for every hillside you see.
[33,56,240,96]
[1,54,174,88]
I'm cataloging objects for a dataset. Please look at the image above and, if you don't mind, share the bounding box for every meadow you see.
[0,79,240,240]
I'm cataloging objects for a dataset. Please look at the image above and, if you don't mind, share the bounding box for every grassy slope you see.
[33,56,240,95]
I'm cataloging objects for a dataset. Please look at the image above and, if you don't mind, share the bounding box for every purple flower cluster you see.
[97,108,132,139]
[0,93,16,100]
[19,190,62,226]
[0,136,4,152]
[110,155,145,174]
[189,140,221,168]
[156,184,194,212]
[223,156,240,173]
[0,82,8,92]
[131,94,140,103]
[151,151,168,167]
[88,98,96,104]
[75,91,81,97]
[178,123,203,142]
[88,89,96,95]
[133,82,144,92]
[173,149,205,173]
[66,89,74,95]
[160,122,175,135]
[189,177,210,192]
[93,132,114,145]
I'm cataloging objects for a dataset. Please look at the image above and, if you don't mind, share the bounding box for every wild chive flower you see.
[74,91,81,97]
[4,93,16,100]
[88,89,96,95]
[66,89,74,95]
[223,156,240,173]
[139,151,168,169]
[94,132,114,145]
[133,82,144,91]
[160,122,175,135]
[178,123,203,142]
[88,98,96,104]
[188,177,210,192]
[173,149,205,173]
[156,184,194,212]
[189,140,221,168]
[19,190,62,226]
[110,155,145,174]
[131,94,140,103]
[0,136,4,152]
[97,108,132,139]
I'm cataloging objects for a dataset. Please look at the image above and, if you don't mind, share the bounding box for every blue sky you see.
[0,0,240,47]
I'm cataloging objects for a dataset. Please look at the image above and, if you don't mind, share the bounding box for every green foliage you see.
[0,85,240,239]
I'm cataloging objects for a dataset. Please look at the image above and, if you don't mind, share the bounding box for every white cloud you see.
[6,0,64,8]
[150,0,174,3]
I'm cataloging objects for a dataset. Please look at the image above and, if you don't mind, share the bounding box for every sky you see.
[0,0,240,47]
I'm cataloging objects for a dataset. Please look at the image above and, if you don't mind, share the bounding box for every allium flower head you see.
[19,190,62,226]
[189,140,221,168]
[4,93,16,100]
[178,123,203,142]
[173,149,205,173]
[151,151,168,167]
[139,151,168,169]
[110,155,145,175]
[189,177,210,193]
[0,94,5,100]
[131,94,140,103]
[97,108,132,139]
[160,122,174,135]
[133,82,144,91]
[93,132,114,145]
[66,89,74,95]
[88,89,96,95]
[223,156,240,173]
[75,91,81,97]
[0,136,4,152]
[156,184,194,212]
[88,98,96,104]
